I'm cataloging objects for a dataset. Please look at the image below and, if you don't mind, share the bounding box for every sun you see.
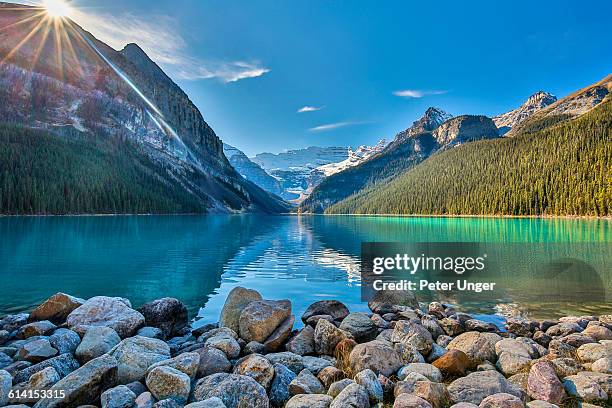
[43,0,72,18]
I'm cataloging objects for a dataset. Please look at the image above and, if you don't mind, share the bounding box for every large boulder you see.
[447,332,502,367]
[269,363,296,407]
[195,347,232,377]
[398,363,442,382]
[193,373,269,408]
[29,293,85,324]
[0,370,10,407]
[101,385,136,408]
[263,316,295,352]
[340,313,378,343]
[16,321,57,339]
[49,328,81,355]
[354,369,383,404]
[562,373,608,402]
[233,354,275,390]
[368,289,419,314]
[288,368,324,395]
[67,296,145,338]
[286,326,315,356]
[413,381,451,408]
[146,366,191,404]
[433,349,470,377]
[219,287,263,333]
[479,393,523,408]
[392,320,434,355]
[314,319,347,356]
[238,300,291,343]
[265,352,304,375]
[302,301,350,324]
[18,338,58,363]
[527,361,566,404]
[349,340,403,377]
[285,394,332,408]
[137,298,188,339]
[32,354,118,408]
[393,394,433,408]
[330,383,369,408]
[14,353,80,384]
[148,352,200,380]
[109,336,171,383]
[447,370,523,405]
[76,327,121,363]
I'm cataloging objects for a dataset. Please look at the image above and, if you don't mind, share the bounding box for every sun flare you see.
[43,0,71,18]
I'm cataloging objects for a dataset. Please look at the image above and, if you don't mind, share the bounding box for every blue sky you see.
[26,0,612,155]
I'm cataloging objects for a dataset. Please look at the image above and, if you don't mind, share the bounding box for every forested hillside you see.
[0,125,207,214]
[328,99,612,216]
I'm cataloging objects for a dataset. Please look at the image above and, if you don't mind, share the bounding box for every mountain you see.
[222,144,287,200]
[493,91,557,135]
[0,2,288,214]
[317,140,387,177]
[251,145,384,202]
[328,75,611,216]
[300,107,490,213]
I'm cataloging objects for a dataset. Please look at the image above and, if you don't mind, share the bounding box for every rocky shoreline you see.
[0,289,611,408]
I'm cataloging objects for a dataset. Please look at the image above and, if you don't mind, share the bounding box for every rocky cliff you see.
[433,115,499,146]
[493,91,557,135]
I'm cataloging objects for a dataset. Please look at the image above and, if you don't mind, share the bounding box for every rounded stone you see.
[146,366,191,404]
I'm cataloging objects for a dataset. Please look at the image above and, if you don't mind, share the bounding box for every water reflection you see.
[0,215,609,322]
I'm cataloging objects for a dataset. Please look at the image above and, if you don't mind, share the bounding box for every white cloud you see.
[309,121,369,132]
[393,89,447,98]
[70,9,270,83]
[297,105,324,113]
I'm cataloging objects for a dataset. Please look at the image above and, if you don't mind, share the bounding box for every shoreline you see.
[0,289,610,407]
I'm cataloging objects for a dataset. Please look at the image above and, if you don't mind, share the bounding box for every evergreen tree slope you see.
[327,98,612,216]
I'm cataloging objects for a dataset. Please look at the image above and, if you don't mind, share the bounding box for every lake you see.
[0,215,610,326]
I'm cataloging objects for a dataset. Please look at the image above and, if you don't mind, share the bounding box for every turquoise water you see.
[0,215,610,324]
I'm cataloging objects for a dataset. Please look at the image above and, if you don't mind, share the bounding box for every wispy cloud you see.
[297,105,324,113]
[71,10,270,83]
[393,89,447,98]
[309,121,369,132]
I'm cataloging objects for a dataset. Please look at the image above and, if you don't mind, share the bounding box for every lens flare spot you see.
[43,0,71,18]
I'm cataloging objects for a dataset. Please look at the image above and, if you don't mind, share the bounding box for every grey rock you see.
[394,393,433,408]
[354,368,383,404]
[146,366,191,404]
[137,298,188,339]
[350,340,403,377]
[328,379,354,398]
[1,370,11,407]
[185,397,227,408]
[339,313,378,343]
[195,347,232,377]
[269,363,296,407]
[527,361,566,405]
[479,393,523,408]
[329,383,369,408]
[1,314,28,333]
[233,354,275,390]
[152,399,181,408]
[137,327,165,339]
[205,334,241,359]
[16,321,56,339]
[526,401,559,408]
[392,320,434,355]
[302,300,350,324]
[14,353,80,384]
[464,319,497,332]
[398,363,442,382]
[238,300,291,343]
[32,354,118,408]
[219,287,263,333]
[3,361,31,377]
[592,357,612,374]
[109,336,171,383]
[286,326,315,356]
[367,289,419,314]
[289,369,324,395]
[76,326,121,363]
[314,319,347,356]
[563,374,607,402]
[303,356,332,376]
[244,341,266,355]
[447,332,502,367]
[265,352,304,374]
[67,296,146,338]
[49,328,81,355]
[263,315,295,352]
[126,381,147,396]
[285,394,332,408]
[134,391,156,408]
[148,352,200,380]
[0,331,9,346]
[17,338,58,363]
[496,352,532,376]
[546,323,582,337]
[101,385,136,408]
[29,367,60,388]
[447,370,523,405]
[29,293,85,324]
[192,373,269,408]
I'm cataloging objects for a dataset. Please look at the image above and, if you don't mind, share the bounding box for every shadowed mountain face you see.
[0,2,288,214]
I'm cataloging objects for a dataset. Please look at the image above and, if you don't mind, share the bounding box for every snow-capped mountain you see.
[494,91,557,135]
[317,140,387,177]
